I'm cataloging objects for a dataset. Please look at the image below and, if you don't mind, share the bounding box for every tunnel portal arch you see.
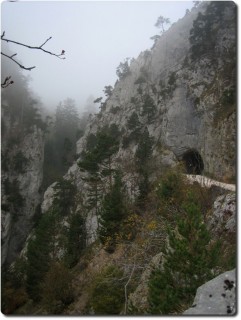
[182,149,204,175]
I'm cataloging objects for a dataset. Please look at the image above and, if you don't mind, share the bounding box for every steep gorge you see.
[2,1,236,315]
[42,1,236,241]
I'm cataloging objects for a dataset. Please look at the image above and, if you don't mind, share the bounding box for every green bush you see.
[65,213,86,267]
[148,195,221,314]
[90,265,125,314]
[41,262,74,314]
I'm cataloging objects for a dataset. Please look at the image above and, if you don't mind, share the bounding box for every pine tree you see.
[148,195,221,314]
[26,212,56,301]
[52,178,77,216]
[98,172,126,251]
[65,213,86,267]
[135,128,154,202]
[127,112,141,131]
[141,95,157,123]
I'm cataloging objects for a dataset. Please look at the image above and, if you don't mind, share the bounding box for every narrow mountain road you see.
[185,174,236,192]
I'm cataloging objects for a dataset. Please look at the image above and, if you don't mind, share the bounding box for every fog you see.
[1,1,194,112]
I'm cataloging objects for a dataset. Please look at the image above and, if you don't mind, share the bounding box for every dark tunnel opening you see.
[182,149,204,175]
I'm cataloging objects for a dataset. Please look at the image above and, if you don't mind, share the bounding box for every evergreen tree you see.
[41,262,74,313]
[127,112,141,131]
[135,128,154,202]
[141,95,157,123]
[78,125,121,221]
[90,265,125,314]
[52,178,77,217]
[85,173,103,219]
[26,212,56,301]
[53,98,79,174]
[98,172,126,251]
[116,58,131,80]
[148,195,221,314]
[135,128,153,169]
[65,213,86,267]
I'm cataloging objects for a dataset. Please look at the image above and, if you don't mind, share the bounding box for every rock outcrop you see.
[41,1,236,243]
[208,193,236,235]
[1,124,44,265]
[183,269,236,315]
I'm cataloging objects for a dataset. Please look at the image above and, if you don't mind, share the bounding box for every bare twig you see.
[1,52,36,71]
[1,76,14,88]
[1,32,66,73]
[1,33,65,59]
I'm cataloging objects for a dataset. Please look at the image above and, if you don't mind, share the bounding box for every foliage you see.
[86,133,98,151]
[119,213,140,241]
[79,125,120,174]
[1,257,28,314]
[116,58,131,80]
[52,178,77,217]
[189,2,234,61]
[148,194,221,314]
[156,169,184,204]
[135,128,154,202]
[127,112,141,131]
[65,213,86,267]
[98,172,127,252]
[22,102,47,132]
[44,99,79,179]
[26,211,57,301]
[90,265,125,314]
[103,85,113,98]
[41,262,74,314]
[159,72,177,100]
[154,16,170,33]
[1,43,47,132]
[135,128,153,170]
[141,94,157,122]
[2,285,28,315]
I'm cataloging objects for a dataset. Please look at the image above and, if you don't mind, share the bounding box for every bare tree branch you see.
[1,33,65,59]
[1,51,36,71]
[1,32,66,79]
[1,76,14,88]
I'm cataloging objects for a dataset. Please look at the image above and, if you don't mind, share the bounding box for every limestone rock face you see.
[41,182,57,213]
[183,269,236,315]
[1,126,44,265]
[208,193,236,235]
[40,1,236,247]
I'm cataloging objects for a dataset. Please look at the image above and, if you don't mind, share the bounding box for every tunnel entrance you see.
[182,149,204,174]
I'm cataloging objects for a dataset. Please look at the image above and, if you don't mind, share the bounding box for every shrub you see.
[90,265,125,314]
[148,195,221,314]
[65,213,86,267]
[116,59,131,80]
[2,285,28,315]
[41,262,74,314]
[98,172,127,251]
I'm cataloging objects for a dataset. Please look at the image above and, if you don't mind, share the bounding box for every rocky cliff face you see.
[183,269,236,315]
[42,1,236,243]
[1,105,45,265]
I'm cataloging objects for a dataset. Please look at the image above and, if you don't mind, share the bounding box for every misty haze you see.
[1,1,236,316]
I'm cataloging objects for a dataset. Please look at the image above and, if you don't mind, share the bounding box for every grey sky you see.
[1,0,194,111]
